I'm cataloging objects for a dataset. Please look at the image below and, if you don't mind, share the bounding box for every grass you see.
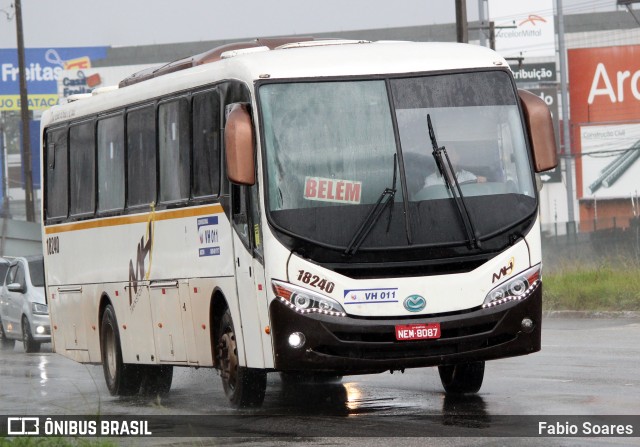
[543,259,640,311]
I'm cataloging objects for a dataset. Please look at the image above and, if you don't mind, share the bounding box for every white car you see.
[0,256,50,352]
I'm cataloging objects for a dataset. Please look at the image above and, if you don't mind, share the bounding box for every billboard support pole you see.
[15,0,36,222]
[557,0,576,235]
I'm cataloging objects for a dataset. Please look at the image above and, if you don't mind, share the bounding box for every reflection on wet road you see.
[0,318,639,444]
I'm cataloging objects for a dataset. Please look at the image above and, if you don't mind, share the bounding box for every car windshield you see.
[259,70,536,251]
[28,259,45,287]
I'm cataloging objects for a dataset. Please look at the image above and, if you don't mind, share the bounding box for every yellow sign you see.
[0,94,59,111]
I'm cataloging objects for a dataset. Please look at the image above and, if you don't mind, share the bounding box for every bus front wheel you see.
[216,308,266,407]
[438,361,485,394]
[101,304,143,396]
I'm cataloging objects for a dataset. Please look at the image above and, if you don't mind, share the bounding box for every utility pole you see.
[455,0,469,43]
[478,0,487,46]
[557,0,576,235]
[15,0,36,222]
[489,21,496,49]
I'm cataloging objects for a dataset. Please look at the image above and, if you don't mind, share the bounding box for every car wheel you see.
[0,317,14,349]
[22,316,40,353]
[216,308,266,407]
[100,304,143,396]
[438,361,485,394]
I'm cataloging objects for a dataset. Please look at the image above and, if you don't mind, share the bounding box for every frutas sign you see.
[568,45,640,124]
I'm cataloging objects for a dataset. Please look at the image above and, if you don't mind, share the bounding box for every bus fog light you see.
[288,332,306,349]
[521,318,534,333]
[36,325,45,334]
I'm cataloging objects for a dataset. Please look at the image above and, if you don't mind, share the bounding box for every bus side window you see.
[159,99,190,203]
[45,128,69,221]
[97,115,125,213]
[127,106,157,208]
[192,90,221,199]
[69,121,96,216]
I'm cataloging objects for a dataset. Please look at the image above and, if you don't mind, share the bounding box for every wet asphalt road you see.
[0,317,639,446]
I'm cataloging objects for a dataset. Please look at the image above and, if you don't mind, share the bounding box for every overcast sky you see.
[0,0,621,48]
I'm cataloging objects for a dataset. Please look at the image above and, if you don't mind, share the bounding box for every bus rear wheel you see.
[438,361,485,394]
[216,308,266,407]
[101,304,143,396]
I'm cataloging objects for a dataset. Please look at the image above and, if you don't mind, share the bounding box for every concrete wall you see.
[0,219,42,257]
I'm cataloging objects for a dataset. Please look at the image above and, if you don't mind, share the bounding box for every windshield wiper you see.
[344,154,398,256]
[427,114,480,249]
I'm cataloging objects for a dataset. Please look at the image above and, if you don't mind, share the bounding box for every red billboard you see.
[568,45,640,125]
[569,45,640,225]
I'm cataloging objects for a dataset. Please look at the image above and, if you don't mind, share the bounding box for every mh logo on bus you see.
[403,295,426,312]
[128,220,153,309]
[492,257,515,283]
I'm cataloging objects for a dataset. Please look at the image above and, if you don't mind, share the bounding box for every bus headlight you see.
[31,302,49,315]
[483,264,541,308]
[272,280,346,317]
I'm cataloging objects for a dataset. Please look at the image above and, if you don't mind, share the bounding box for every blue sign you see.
[1,46,108,94]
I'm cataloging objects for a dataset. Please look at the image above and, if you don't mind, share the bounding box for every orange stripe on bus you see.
[44,204,224,234]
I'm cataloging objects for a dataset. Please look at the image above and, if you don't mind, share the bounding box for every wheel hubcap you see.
[218,330,238,391]
[104,326,116,380]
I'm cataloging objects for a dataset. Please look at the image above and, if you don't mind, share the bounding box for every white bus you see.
[41,38,557,407]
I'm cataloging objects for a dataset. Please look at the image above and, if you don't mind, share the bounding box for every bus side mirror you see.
[225,103,256,185]
[518,89,558,173]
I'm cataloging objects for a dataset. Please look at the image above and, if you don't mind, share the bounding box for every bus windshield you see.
[259,70,536,252]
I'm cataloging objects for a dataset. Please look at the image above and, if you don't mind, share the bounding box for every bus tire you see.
[140,365,173,396]
[438,361,485,394]
[101,304,143,396]
[0,318,14,349]
[22,316,41,353]
[216,308,266,407]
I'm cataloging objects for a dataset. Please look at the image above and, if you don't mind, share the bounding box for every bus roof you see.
[41,40,509,127]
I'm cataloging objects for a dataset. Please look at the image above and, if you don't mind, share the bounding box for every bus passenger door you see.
[149,280,187,362]
[230,183,265,368]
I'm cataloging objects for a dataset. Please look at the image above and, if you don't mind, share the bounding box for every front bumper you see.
[270,284,542,374]
[30,313,52,342]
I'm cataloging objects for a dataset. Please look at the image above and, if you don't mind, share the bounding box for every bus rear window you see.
[45,128,69,220]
